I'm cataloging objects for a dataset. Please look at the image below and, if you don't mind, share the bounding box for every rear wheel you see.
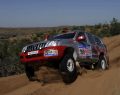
[97,56,109,70]
[59,54,77,84]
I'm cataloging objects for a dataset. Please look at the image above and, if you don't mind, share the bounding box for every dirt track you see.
[0,35,120,95]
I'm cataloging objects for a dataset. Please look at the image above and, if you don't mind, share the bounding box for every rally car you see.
[20,30,109,83]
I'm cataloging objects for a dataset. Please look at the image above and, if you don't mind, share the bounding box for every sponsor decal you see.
[44,49,58,56]
[79,44,92,58]
[28,50,38,55]
[78,44,86,48]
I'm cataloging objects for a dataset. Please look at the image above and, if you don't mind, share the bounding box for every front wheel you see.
[59,54,77,84]
[25,64,36,81]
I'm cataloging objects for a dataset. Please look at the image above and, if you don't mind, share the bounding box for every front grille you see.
[26,43,46,52]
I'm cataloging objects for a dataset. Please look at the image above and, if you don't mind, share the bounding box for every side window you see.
[87,33,95,44]
[77,32,87,43]
[78,32,85,37]
[94,37,102,45]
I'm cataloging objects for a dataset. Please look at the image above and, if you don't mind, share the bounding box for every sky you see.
[0,0,120,27]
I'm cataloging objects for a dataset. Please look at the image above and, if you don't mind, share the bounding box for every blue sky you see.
[0,0,120,27]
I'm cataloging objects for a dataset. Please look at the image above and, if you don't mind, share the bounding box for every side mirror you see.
[76,35,86,42]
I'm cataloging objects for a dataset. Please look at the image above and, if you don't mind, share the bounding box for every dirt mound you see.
[103,35,120,64]
[35,66,62,84]
[0,35,120,95]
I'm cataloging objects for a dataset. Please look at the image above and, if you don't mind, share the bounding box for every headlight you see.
[45,41,57,47]
[22,46,27,53]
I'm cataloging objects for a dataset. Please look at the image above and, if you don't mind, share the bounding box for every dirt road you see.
[0,35,120,95]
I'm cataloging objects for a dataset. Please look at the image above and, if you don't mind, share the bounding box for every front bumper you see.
[19,46,66,63]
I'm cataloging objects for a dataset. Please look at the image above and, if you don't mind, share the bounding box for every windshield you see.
[52,32,75,40]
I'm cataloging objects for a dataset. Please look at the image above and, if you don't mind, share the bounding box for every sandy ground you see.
[0,35,120,95]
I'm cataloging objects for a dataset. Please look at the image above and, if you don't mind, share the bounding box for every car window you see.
[78,32,85,37]
[87,33,95,44]
[77,32,87,43]
[53,32,75,39]
[94,37,102,45]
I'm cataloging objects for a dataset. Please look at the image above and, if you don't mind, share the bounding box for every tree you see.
[72,26,85,31]
[110,18,120,36]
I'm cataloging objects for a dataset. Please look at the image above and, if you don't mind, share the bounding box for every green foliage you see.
[110,18,120,36]
[84,18,120,37]
[0,38,32,77]
[0,18,120,77]
[98,28,110,37]
[72,26,85,31]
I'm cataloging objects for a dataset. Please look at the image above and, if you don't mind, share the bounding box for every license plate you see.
[28,50,38,55]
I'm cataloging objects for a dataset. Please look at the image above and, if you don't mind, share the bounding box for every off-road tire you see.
[25,64,35,81]
[97,56,109,70]
[59,54,77,84]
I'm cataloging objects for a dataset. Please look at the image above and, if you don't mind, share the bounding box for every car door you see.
[94,36,105,55]
[77,32,92,61]
[86,33,98,62]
